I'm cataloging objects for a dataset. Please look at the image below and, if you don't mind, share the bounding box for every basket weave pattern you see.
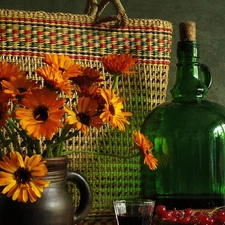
[0,9,173,222]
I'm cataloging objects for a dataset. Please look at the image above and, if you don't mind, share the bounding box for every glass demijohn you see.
[141,22,225,209]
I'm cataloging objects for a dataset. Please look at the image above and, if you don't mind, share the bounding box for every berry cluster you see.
[155,205,225,225]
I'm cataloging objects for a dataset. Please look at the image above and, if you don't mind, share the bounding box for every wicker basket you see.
[0,2,173,223]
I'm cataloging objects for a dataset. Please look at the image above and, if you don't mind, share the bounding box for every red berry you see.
[208,217,214,225]
[198,213,210,225]
[212,212,218,219]
[189,215,199,224]
[213,214,222,224]
[155,205,166,217]
[219,214,225,223]
[185,208,193,217]
[169,217,177,222]
[172,209,183,218]
[214,217,224,225]
[194,211,202,217]
[162,210,172,219]
[216,209,225,217]
[180,217,190,224]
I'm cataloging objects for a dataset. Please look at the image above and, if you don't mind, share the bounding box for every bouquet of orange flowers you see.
[0,53,157,203]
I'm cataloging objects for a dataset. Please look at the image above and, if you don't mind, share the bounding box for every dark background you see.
[1,0,225,105]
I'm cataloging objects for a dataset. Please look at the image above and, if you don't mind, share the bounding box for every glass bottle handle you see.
[200,63,212,89]
[67,171,93,224]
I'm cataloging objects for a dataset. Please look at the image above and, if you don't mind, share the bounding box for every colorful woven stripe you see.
[0,9,172,65]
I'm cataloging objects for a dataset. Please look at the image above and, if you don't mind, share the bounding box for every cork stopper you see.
[179,21,196,41]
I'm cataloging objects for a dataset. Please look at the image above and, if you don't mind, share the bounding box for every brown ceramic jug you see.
[0,157,92,225]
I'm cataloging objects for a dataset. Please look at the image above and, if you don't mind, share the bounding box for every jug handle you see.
[200,63,212,89]
[67,171,93,224]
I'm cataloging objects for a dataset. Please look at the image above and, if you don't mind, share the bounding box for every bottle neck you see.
[170,41,211,101]
[177,41,199,62]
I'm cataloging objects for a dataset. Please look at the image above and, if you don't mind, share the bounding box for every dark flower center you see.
[77,113,90,125]
[14,167,31,184]
[59,67,66,73]
[18,87,27,93]
[109,104,115,115]
[33,106,49,121]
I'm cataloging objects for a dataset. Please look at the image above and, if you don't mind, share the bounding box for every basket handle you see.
[85,0,129,26]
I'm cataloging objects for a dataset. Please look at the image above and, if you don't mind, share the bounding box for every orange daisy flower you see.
[101,53,138,76]
[69,66,104,87]
[74,85,106,111]
[64,97,103,136]
[0,61,26,96]
[99,86,132,131]
[15,88,65,140]
[90,86,106,109]
[42,54,82,78]
[0,61,26,81]
[2,74,40,99]
[144,153,159,171]
[0,151,50,203]
[36,66,74,97]
[75,84,101,98]
[132,130,158,170]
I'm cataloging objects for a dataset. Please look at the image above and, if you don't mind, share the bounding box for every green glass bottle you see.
[141,21,225,209]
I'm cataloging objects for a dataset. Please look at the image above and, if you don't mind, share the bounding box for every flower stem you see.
[51,127,78,151]
[7,118,41,156]
[55,142,64,157]
[4,119,20,152]
[45,143,53,158]
[0,131,11,153]
[112,75,120,91]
